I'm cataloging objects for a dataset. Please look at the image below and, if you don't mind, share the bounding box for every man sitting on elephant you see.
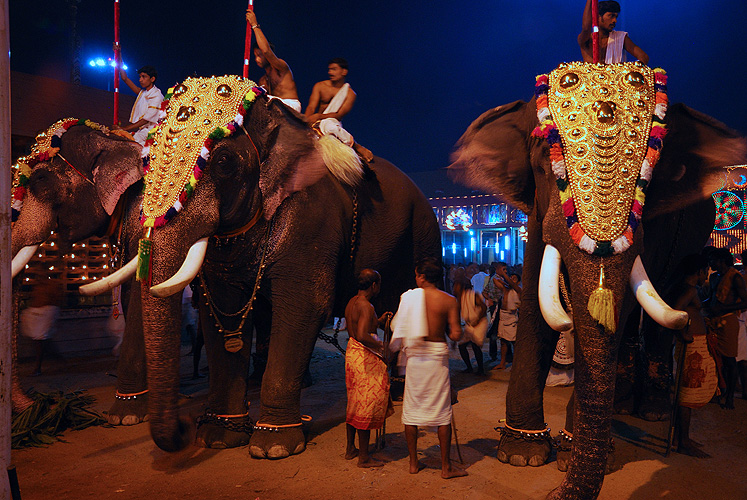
[578,0,648,64]
[246,9,301,112]
[116,62,163,145]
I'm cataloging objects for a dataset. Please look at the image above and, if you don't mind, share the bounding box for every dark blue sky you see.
[10,0,747,173]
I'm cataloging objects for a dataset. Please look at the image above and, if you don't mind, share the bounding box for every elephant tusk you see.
[150,238,208,298]
[12,245,39,278]
[630,256,689,330]
[538,245,574,332]
[78,256,138,296]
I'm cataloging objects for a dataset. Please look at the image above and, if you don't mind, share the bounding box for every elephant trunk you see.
[141,286,193,452]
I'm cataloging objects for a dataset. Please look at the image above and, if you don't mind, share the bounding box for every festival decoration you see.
[712,190,745,230]
[532,62,668,256]
[445,208,472,230]
[11,118,110,222]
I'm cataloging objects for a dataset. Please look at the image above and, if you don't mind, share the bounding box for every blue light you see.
[452,243,456,255]
[469,230,474,236]
[122,64,128,70]
[500,250,505,260]
[442,247,445,257]
[470,238,475,251]
[494,240,499,252]
[88,60,96,67]
[464,248,467,258]
[95,58,105,66]
[504,235,510,250]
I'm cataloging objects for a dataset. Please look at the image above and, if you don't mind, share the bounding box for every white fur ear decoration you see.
[315,135,363,187]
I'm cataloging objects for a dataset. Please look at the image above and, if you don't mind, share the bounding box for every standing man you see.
[578,0,648,64]
[305,58,373,162]
[116,63,163,146]
[390,257,468,478]
[344,269,394,467]
[706,247,747,409]
[245,10,301,112]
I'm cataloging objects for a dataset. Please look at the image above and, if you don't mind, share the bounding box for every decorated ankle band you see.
[497,422,552,442]
[197,410,254,434]
[254,415,312,432]
[115,389,148,401]
[556,428,573,451]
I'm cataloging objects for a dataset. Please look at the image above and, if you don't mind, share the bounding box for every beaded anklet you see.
[254,415,312,432]
[497,422,553,442]
[114,389,148,401]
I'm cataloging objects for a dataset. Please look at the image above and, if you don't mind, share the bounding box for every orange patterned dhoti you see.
[346,337,394,430]
[676,334,718,409]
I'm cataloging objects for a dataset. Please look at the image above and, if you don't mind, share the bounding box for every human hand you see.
[246,10,258,26]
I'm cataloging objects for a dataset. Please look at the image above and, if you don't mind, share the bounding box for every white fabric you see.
[498,289,520,341]
[318,83,354,146]
[401,341,452,427]
[20,305,59,341]
[605,31,628,64]
[268,95,302,113]
[470,272,488,295]
[130,86,163,146]
[460,290,488,346]
[390,288,428,352]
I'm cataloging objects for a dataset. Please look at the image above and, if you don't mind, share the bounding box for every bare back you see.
[422,287,462,343]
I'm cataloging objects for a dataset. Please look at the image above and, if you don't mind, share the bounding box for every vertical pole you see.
[0,0,13,496]
[113,0,121,125]
[243,0,254,78]
[591,0,599,64]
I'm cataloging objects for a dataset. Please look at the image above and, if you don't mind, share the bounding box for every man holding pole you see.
[343,269,393,467]
[115,62,163,146]
[578,0,648,65]
[245,10,301,112]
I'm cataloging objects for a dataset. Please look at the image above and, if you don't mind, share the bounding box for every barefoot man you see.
[305,58,374,162]
[390,257,468,478]
[245,10,301,112]
[344,269,394,467]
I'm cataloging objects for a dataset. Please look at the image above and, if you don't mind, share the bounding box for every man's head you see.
[708,247,734,274]
[357,268,381,296]
[137,66,157,90]
[415,257,443,287]
[253,43,276,69]
[598,1,620,32]
[327,58,348,83]
[452,277,472,297]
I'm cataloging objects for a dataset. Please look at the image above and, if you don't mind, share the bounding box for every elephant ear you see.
[92,144,143,215]
[257,99,327,220]
[644,103,747,219]
[448,100,536,214]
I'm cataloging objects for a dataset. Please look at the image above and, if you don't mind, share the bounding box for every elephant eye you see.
[211,147,240,179]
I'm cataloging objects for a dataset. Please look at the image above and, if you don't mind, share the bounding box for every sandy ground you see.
[12,329,747,500]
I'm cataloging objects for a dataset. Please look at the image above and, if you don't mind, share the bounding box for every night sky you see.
[10,0,747,174]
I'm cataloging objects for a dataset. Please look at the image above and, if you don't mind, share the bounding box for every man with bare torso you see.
[578,0,648,65]
[343,269,393,468]
[246,10,301,112]
[305,58,373,162]
[391,257,467,479]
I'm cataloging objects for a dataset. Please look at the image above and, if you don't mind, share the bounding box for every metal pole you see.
[243,0,254,78]
[0,0,14,496]
[591,0,599,64]
[113,0,121,126]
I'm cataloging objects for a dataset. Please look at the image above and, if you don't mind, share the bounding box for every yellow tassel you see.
[587,264,616,332]
[136,227,153,286]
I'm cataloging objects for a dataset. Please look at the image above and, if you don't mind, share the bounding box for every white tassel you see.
[315,135,364,187]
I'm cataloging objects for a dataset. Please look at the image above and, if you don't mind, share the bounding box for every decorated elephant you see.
[121,76,440,456]
[11,118,151,425]
[449,62,746,499]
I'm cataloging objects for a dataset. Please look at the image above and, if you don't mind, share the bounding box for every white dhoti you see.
[268,95,302,113]
[498,309,518,341]
[401,342,452,427]
[20,305,59,341]
[130,86,163,146]
[316,83,354,146]
[605,31,628,64]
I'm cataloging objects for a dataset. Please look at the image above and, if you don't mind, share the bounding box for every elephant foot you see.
[556,430,615,474]
[613,378,636,415]
[496,424,552,467]
[195,411,254,449]
[249,423,306,459]
[637,387,671,421]
[107,391,149,426]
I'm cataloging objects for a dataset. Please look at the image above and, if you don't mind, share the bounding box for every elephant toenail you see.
[267,445,290,459]
[509,455,528,467]
[249,445,267,458]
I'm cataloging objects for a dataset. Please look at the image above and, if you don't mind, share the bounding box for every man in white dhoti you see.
[578,0,648,65]
[390,257,468,478]
[246,10,301,113]
[117,64,163,146]
[305,58,373,162]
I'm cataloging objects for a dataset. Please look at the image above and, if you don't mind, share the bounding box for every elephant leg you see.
[108,285,149,426]
[499,215,558,467]
[249,294,326,459]
[548,324,620,500]
[11,286,35,413]
[249,294,271,382]
[194,292,254,449]
[638,318,674,421]
[556,391,614,474]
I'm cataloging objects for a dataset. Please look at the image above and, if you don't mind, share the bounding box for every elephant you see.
[449,62,746,499]
[11,118,151,425]
[126,76,441,456]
